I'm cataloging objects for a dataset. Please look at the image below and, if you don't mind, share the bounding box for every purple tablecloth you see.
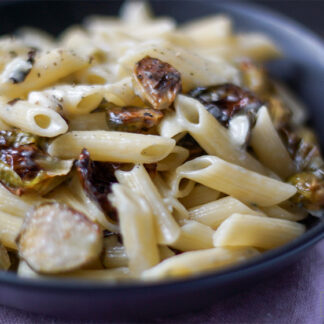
[0,240,323,324]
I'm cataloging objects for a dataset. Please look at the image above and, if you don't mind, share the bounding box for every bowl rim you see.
[0,0,323,292]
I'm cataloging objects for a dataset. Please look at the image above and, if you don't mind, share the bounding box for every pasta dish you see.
[0,1,321,282]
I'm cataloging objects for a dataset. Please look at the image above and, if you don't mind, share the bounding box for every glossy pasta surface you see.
[0,1,320,282]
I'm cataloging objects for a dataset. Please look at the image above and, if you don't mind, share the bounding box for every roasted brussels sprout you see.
[105,105,163,133]
[267,96,292,130]
[177,134,206,160]
[280,128,323,172]
[189,83,263,127]
[75,149,118,221]
[17,202,102,274]
[133,56,182,110]
[288,171,324,211]
[0,130,72,196]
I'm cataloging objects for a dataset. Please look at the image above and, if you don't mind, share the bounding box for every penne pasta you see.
[110,184,160,274]
[261,205,307,222]
[188,196,265,229]
[0,49,89,98]
[163,196,189,223]
[167,155,296,206]
[142,247,260,280]
[29,85,104,116]
[0,211,23,250]
[0,98,68,137]
[68,112,109,131]
[157,145,189,171]
[174,95,267,174]
[18,261,132,281]
[119,40,240,92]
[0,184,44,218]
[180,184,220,209]
[170,220,215,252]
[102,235,128,269]
[159,245,175,260]
[251,106,295,178]
[103,77,145,107]
[157,110,187,139]
[115,164,180,245]
[48,131,176,163]
[213,213,305,249]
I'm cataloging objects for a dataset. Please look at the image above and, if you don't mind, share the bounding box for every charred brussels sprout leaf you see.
[75,149,118,221]
[189,83,263,127]
[0,130,72,195]
[105,106,163,133]
[133,56,182,110]
[288,171,324,211]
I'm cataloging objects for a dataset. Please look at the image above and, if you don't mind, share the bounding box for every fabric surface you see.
[0,240,323,324]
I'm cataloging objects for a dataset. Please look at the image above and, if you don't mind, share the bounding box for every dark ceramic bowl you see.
[0,0,323,320]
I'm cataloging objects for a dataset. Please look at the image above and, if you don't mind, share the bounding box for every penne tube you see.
[110,184,160,274]
[142,246,260,280]
[48,131,176,163]
[18,261,132,281]
[213,213,305,249]
[0,98,68,137]
[188,196,265,229]
[152,172,171,197]
[163,196,189,223]
[157,146,189,171]
[103,77,144,107]
[60,27,107,62]
[0,211,23,250]
[68,112,109,131]
[28,85,104,116]
[159,245,175,260]
[115,165,180,245]
[170,220,214,252]
[180,184,220,209]
[175,95,266,174]
[118,40,240,92]
[168,155,297,206]
[180,15,232,44]
[251,106,295,178]
[102,235,128,269]
[261,205,307,222]
[157,110,187,139]
[0,184,45,218]
[0,49,89,98]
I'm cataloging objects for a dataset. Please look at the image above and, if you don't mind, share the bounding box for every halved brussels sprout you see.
[288,171,324,212]
[105,105,163,133]
[0,130,72,196]
[17,202,103,274]
[133,56,182,110]
[189,83,263,127]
